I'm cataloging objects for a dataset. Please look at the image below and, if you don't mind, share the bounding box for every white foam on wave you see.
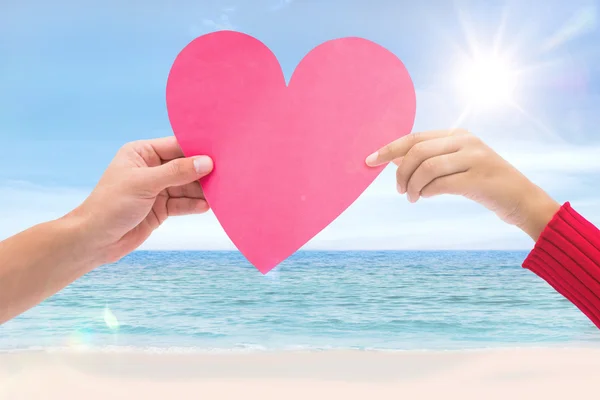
[2,342,600,355]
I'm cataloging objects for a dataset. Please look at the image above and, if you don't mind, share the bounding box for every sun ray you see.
[492,6,509,56]
[540,5,597,53]
[513,59,566,76]
[451,105,473,130]
[507,101,563,142]
[446,2,598,146]
[450,4,522,111]
[456,8,481,60]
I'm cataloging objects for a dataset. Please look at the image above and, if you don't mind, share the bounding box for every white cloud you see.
[271,0,294,11]
[189,6,237,37]
[201,14,235,31]
[0,181,88,241]
[2,82,599,252]
[500,145,600,173]
[2,84,599,252]
[3,163,598,253]
[140,213,234,250]
[307,194,532,250]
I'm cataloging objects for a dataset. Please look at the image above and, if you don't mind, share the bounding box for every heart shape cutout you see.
[166,31,416,273]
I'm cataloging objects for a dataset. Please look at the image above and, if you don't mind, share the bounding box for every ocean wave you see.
[3,251,600,350]
[3,342,600,355]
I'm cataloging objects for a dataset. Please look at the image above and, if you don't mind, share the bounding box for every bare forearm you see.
[0,214,102,324]
[516,183,562,242]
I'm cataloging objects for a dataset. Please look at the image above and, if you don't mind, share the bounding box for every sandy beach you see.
[1,348,599,399]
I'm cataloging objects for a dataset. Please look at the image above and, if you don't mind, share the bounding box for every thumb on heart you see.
[139,155,213,194]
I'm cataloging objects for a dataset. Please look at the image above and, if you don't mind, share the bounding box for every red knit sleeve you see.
[523,202,600,329]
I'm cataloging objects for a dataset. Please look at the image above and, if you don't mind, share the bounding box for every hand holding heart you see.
[71,137,214,264]
[0,33,562,325]
[73,30,557,269]
[0,128,561,324]
[366,129,560,241]
[70,128,559,268]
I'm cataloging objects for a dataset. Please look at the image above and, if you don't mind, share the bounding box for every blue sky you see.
[1,0,600,250]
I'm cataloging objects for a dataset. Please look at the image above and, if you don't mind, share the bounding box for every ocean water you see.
[1,251,599,352]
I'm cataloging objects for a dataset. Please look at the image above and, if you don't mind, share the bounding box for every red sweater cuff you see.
[523,202,600,328]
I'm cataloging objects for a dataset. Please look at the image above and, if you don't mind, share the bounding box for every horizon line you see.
[133,249,532,252]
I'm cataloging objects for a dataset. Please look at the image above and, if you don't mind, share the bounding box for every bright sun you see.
[455,54,518,108]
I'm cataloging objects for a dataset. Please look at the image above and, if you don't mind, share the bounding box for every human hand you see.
[365,129,560,241]
[70,137,213,264]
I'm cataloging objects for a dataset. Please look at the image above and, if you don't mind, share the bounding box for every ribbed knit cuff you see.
[523,202,600,329]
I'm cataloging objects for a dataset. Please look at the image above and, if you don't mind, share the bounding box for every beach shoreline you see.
[2,348,600,399]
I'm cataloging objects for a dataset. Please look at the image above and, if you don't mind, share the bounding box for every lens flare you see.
[65,328,92,351]
[542,6,597,52]
[103,307,120,331]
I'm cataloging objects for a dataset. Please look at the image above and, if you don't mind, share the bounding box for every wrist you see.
[55,209,112,271]
[515,184,561,242]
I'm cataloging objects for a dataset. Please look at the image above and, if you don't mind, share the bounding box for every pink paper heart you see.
[166,31,416,273]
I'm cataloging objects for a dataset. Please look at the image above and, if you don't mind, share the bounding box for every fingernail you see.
[193,156,213,174]
[196,199,210,211]
[406,193,413,203]
[396,183,403,194]
[365,151,379,166]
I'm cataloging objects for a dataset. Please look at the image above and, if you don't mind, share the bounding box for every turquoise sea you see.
[1,251,599,352]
